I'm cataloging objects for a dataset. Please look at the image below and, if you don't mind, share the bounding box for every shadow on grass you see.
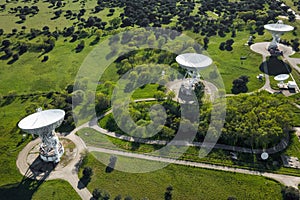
[89,37,100,46]
[77,177,91,189]
[7,58,17,65]
[0,157,57,200]
[0,54,11,60]
[105,155,117,173]
[259,56,292,75]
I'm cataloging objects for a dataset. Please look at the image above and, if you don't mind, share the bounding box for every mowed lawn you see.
[0,179,80,200]
[199,31,265,93]
[31,179,81,200]
[82,152,283,200]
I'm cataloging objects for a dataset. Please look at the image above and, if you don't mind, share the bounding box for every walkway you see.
[87,146,300,188]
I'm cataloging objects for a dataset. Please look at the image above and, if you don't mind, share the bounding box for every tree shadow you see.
[89,37,100,46]
[1,95,16,107]
[7,58,17,65]
[77,177,91,189]
[15,20,24,24]
[105,156,117,173]
[259,56,292,75]
[0,54,11,60]
[50,16,60,20]
[0,156,56,200]
[131,142,140,151]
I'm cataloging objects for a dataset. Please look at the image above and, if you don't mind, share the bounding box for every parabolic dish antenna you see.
[176,53,213,70]
[264,21,294,33]
[261,152,269,160]
[264,20,294,56]
[18,109,65,163]
[18,109,65,134]
[274,74,289,82]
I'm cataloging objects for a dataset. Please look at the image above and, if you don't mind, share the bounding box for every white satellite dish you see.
[18,109,65,163]
[274,74,289,82]
[176,53,212,70]
[261,152,269,160]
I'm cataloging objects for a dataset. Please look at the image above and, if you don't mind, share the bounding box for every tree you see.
[219,42,225,50]
[86,16,95,27]
[83,166,93,178]
[203,37,209,49]
[164,185,173,200]
[2,39,10,48]
[19,44,28,55]
[95,92,110,114]
[109,17,121,29]
[19,14,26,21]
[92,188,101,200]
[12,53,19,60]
[42,55,49,62]
[76,40,85,52]
[167,90,175,102]
[282,186,300,200]
[54,10,62,18]
[231,75,249,94]
[154,91,166,101]
[4,48,12,58]
[291,39,300,52]
[92,189,110,200]
[231,28,236,38]
[227,197,237,200]
[114,195,122,200]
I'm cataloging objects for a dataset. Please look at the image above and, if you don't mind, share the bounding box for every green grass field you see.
[0,35,100,95]
[31,179,80,200]
[0,1,123,32]
[0,179,80,200]
[81,152,283,200]
[77,127,300,176]
[187,30,266,93]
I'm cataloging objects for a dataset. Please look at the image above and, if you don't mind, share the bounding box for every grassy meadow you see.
[81,152,283,200]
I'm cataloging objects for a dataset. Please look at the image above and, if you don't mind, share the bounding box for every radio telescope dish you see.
[18,109,65,163]
[175,53,213,104]
[264,21,294,33]
[261,152,269,160]
[18,109,65,134]
[264,21,294,55]
[274,74,289,82]
[176,53,213,70]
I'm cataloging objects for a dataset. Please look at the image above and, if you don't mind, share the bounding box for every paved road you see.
[88,146,300,188]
